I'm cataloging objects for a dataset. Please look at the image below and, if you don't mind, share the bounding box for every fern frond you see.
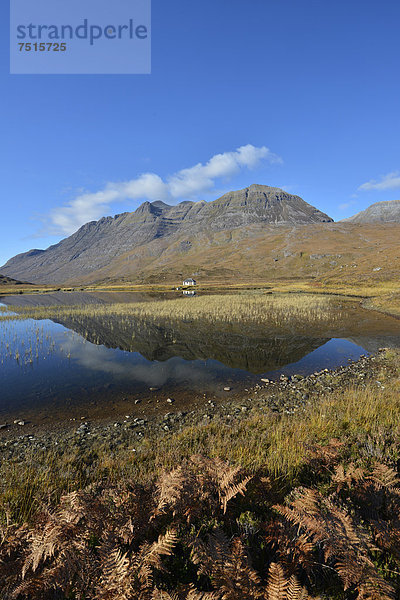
[332,463,365,492]
[370,463,399,491]
[99,545,130,582]
[190,455,252,514]
[305,439,343,466]
[144,529,178,569]
[220,476,252,514]
[266,563,289,600]
[371,519,400,560]
[286,574,309,600]
[151,589,181,599]
[358,575,396,600]
[153,467,187,518]
[186,585,222,599]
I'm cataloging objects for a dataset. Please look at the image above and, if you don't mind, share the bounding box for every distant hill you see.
[343,199,400,223]
[0,185,333,284]
[0,274,28,286]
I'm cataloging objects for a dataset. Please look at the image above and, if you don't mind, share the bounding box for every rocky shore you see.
[0,349,391,464]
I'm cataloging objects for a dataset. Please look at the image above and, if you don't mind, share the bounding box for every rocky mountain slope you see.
[0,185,333,284]
[343,199,400,223]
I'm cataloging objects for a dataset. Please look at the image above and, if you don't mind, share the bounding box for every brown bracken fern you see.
[1,454,400,599]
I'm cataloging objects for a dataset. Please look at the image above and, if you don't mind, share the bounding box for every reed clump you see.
[1,293,347,332]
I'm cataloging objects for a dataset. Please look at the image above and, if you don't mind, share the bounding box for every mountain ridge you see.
[1,185,333,284]
[342,199,400,224]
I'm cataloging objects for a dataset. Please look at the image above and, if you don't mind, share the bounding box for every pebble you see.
[167,398,175,404]
[76,422,89,435]
[224,387,231,391]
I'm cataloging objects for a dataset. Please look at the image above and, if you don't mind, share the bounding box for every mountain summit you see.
[342,199,400,224]
[1,185,333,284]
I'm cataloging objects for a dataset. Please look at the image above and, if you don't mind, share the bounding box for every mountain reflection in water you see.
[55,313,330,374]
[2,291,400,421]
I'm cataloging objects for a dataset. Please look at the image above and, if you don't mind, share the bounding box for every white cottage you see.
[183,278,196,286]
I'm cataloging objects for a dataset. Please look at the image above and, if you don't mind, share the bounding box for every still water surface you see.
[1,291,400,423]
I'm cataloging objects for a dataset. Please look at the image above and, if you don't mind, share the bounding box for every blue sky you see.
[1,0,400,267]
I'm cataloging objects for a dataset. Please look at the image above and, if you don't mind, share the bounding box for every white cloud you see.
[358,171,400,192]
[167,145,281,198]
[47,145,282,235]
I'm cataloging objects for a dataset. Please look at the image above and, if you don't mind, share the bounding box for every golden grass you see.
[145,376,400,477]
[363,292,400,317]
[1,292,346,331]
[3,278,400,319]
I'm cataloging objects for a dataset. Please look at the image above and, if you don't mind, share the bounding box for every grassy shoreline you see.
[1,277,400,295]
[2,278,400,322]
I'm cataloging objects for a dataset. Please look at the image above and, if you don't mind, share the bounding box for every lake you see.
[1,291,400,426]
